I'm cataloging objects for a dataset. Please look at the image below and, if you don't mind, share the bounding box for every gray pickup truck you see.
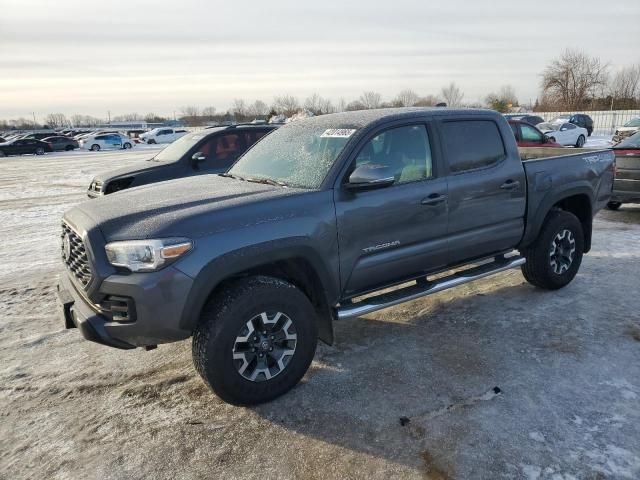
[57,108,615,405]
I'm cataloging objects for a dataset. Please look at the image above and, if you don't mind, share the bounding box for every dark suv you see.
[88,123,279,197]
[552,114,594,136]
[503,114,545,126]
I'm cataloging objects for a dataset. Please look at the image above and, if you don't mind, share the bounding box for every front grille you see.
[61,223,93,288]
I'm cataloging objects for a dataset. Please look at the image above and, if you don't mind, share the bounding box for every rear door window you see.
[441,120,506,173]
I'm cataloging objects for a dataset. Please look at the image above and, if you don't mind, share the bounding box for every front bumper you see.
[57,265,194,349]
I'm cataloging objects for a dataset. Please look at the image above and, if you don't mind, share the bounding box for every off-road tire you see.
[521,210,584,290]
[192,275,318,405]
[607,201,622,211]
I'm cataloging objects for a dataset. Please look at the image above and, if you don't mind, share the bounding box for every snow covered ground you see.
[1,148,639,479]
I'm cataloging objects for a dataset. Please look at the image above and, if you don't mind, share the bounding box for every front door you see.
[334,123,449,297]
[441,118,526,265]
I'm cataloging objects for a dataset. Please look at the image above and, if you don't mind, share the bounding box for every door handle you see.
[421,194,447,206]
[500,180,520,190]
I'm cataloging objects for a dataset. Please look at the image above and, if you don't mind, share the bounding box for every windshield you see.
[615,132,640,149]
[623,118,640,127]
[228,123,356,188]
[152,132,207,162]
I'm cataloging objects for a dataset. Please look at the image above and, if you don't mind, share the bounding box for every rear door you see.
[440,118,526,265]
[334,122,449,296]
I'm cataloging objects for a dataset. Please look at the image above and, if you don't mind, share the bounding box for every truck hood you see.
[92,160,169,183]
[70,174,306,241]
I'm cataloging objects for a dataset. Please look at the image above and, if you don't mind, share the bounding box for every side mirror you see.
[345,164,395,190]
[191,152,206,163]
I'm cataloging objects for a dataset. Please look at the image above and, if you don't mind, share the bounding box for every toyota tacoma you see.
[57,108,615,405]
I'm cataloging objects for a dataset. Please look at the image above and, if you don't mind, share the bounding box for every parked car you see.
[79,133,134,151]
[538,122,588,147]
[0,138,52,156]
[0,137,5,143]
[503,114,545,126]
[19,131,57,140]
[87,124,279,197]
[58,108,614,405]
[508,120,562,147]
[43,136,79,152]
[139,127,188,144]
[607,131,640,210]
[550,114,594,136]
[612,117,640,143]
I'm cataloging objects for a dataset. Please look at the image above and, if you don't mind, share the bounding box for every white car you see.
[613,117,640,143]
[537,122,588,147]
[139,127,188,144]
[80,133,134,151]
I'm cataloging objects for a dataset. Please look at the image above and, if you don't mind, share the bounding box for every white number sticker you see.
[321,129,356,138]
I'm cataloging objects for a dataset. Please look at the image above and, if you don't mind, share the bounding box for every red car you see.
[508,120,562,148]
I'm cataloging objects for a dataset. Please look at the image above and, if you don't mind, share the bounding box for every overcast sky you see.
[1,0,638,121]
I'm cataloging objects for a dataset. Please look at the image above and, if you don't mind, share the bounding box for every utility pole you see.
[32,112,37,128]
[107,110,111,125]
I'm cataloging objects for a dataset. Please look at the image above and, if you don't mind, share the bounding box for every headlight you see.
[105,238,192,272]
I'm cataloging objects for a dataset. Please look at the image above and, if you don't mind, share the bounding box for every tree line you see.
[1,49,638,129]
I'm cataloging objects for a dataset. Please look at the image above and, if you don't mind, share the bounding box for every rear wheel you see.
[147,139,156,144]
[549,136,556,143]
[90,144,100,151]
[123,142,132,149]
[35,147,45,155]
[192,276,318,405]
[607,201,622,211]
[0,150,5,157]
[575,135,585,148]
[65,145,74,151]
[521,210,584,290]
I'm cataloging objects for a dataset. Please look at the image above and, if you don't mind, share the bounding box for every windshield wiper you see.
[219,173,247,181]
[245,177,288,187]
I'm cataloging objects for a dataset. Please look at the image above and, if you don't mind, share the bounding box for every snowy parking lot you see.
[1,146,639,479]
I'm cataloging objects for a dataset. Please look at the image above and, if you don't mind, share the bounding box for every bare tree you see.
[359,91,382,109]
[394,89,420,107]
[231,99,247,117]
[201,106,217,117]
[609,64,640,107]
[335,98,348,113]
[485,85,519,112]
[441,82,464,107]
[541,49,608,110]
[246,100,270,118]
[272,94,300,116]
[144,113,166,123]
[180,105,200,117]
[44,113,68,128]
[345,100,366,111]
[304,93,334,115]
[414,94,440,107]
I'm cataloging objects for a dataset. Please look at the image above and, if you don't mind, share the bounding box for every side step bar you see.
[337,255,525,320]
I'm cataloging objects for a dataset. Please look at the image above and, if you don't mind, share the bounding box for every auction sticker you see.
[321,129,357,138]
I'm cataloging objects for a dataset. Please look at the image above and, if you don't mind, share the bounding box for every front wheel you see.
[123,142,132,149]
[192,276,318,405]
[0,150,5,157]
[90,144,100,151]
[65,145,74,151]
[607,201,622,211]
[548,137,556,143]
[35,147,45,155]
[521,210,584,290]
[147,139,156,144]
[575,135,585,148]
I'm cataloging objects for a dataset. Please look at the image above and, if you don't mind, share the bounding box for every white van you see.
[139,128,188,144]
